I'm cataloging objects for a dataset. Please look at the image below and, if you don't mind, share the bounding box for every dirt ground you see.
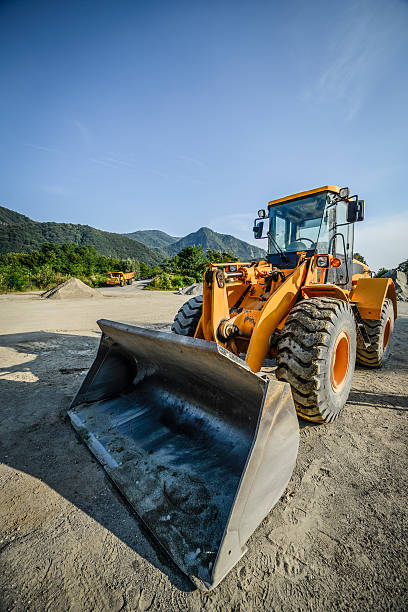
[0,289,407,611]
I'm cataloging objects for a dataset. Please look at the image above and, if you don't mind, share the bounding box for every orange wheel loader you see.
[69,185,396,590]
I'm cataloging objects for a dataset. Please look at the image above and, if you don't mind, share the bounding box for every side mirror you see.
[253,220,264,239]
[347,198,365,223]
[357,200,365,221]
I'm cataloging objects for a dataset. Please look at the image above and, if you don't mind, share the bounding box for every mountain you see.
[124,229,180,250]
[164,227,266,260]
[0,205,162,266]
[125,226,266,260]
[0,206,32,225]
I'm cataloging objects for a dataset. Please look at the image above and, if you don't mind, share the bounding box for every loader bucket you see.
[68,319,299,590]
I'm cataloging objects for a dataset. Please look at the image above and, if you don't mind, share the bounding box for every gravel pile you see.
[41,277,102,300]
[181,283,203,296]
[391,269,408,302]
[378,267,408,302]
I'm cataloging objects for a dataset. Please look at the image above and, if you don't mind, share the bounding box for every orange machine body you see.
[194,185,396,373]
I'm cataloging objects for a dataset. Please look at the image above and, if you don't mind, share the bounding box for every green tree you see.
[122,258,141,279]
[206,249,239,263]
[375,267,390,278]
[354,252,367,265]
[172,246,208,282]
[0,266,30,291]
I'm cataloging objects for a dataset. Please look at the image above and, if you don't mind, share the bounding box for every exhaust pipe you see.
[68,319,299,590]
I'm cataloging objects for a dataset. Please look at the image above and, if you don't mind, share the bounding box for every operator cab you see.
[253,186,364,289]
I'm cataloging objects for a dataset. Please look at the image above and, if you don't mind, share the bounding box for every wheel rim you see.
[383,318,391,350]
[331,331,350,392]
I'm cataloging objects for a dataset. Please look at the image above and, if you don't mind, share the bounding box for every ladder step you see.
[350,302,371,349]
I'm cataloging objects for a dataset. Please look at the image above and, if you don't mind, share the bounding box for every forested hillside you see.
[0,205,162,266]
[125,229,180,250]
[165,227,266,260]
[0,204,266,269]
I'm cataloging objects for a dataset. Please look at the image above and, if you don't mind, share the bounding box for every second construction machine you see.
[69,185,396,590]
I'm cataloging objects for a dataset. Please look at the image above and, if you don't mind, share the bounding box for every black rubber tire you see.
[172,295,203,337]
[276,297,356,423]
[356,299,394,368]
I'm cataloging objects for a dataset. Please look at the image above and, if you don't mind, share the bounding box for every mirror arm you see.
[328,232,349,286]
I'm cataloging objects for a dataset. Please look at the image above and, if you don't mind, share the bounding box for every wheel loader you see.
[69,185,396,590]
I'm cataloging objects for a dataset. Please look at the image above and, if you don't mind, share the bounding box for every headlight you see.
[228,265,237,272]
[339,187,350,199]
[316,255,329,268]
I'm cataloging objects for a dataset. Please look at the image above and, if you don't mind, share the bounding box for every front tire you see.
[276,297,356,423]
[172,295,203,337]
[356,299,394,367]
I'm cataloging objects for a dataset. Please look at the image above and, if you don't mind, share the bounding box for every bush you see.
[87,274,107,288]
[146,273,197,291]
[0,266,30,292]
[146,274,166,290]
[148,273,174,290]
[30,264,58,289]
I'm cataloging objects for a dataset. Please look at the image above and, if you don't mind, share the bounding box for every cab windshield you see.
[269,193,328,254]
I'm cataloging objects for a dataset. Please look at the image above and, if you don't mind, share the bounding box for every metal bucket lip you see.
[208,381,298,589]
[97,318,253,371]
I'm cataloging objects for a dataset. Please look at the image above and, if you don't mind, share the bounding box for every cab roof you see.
[268,185,340,208]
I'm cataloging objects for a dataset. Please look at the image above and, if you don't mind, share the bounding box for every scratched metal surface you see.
[69,321,299,590]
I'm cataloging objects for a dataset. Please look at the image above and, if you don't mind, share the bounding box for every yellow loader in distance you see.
[69,185,396,590]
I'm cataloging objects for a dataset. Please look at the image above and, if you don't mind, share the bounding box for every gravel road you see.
[0,293,407,611]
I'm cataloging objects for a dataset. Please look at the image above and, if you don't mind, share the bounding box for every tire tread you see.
[276,297,356,423]
[356,299,394,367]
[171,295,203,337]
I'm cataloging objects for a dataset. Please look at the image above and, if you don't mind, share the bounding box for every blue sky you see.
[0,0,407,269]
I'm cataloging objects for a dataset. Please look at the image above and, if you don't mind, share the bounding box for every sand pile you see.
[41,278,102,300]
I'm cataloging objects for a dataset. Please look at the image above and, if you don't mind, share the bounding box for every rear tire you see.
[276,297,356,423]
[356,298,394,367]
[172,295,203,337]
